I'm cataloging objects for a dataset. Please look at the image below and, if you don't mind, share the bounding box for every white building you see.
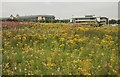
[9,14,14,20]
[70,15,109,25]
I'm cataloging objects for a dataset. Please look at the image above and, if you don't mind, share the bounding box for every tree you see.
[109,19,117,24]
[6,18,18,22]
[117,20,120,24]
[52,19,70,23]
[52,20,60,23]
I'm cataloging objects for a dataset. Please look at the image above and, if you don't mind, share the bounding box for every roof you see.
[18,15,55,20]
[72,16,108,19]
[10,15,14,17]
[20,15,54,18]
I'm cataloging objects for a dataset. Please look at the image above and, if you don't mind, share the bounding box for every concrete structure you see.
[7,14,55,21]
[70,15,109,25]
[18,15,55,21]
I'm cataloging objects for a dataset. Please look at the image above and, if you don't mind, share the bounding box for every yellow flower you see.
[96,44,100,47]
[86,73,91,75]
[60,44,65,47]
[69,40,74,44]
[16,44,19,46]
[46,63,54,67]
[78,67,82,70]
[78,27,85,31]
[7,31,12,36]
[29,60,34,64]
[101,40,106,43]
[66,53,69,55]
[73,38,77,41]
[98,65,101,68]
[23,36,26,40]
[101,53,104,56]
[75,34,79,37]
[80,47,84,51]
[73,60,78,64]
[60,38,65,41]
[112,48,115,51]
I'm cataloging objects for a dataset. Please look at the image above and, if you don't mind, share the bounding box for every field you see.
[2,22,119,75]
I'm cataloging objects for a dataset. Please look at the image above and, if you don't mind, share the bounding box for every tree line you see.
[109,19,120,24]
[3,18,70,23]
[1,18,120,24]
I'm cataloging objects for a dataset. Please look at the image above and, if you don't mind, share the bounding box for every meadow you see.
[2,22,119,75]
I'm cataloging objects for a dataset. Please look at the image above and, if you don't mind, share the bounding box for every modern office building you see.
[70,15,109,25]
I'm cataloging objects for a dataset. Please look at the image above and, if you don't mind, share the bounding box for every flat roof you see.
[72,16,108,19]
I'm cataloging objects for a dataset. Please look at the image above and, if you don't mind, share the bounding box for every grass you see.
[2,23,119,75]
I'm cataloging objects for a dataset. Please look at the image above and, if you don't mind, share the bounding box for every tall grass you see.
[2,23,119,75]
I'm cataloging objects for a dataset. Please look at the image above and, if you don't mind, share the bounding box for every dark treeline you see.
[109,19,120,24]
[1,18,70,23]
[1,18,120,24]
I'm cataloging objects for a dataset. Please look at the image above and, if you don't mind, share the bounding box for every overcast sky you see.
[2,2,118,19]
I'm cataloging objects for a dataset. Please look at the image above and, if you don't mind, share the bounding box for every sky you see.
[1,2,118,19]
[1,0,119,2]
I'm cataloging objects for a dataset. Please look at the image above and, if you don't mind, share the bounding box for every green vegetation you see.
[2,23,119,75]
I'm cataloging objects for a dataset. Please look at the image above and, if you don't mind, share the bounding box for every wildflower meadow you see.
[2,23,119,75]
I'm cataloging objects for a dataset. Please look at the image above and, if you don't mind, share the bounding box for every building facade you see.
[36,15,55,21]
[70,15,109,25]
